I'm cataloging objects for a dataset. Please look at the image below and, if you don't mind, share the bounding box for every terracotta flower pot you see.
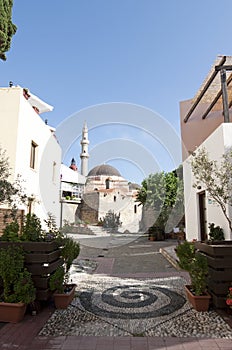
[185,285,211,312]
[0,302,27,323]
[53,284,76,309]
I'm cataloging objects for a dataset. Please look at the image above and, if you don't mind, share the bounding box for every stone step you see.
[88,225,108,235]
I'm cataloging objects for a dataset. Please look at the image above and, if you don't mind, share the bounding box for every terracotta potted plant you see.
[49,237,80,309]
[148,225,165,241]
[176,241,211,311]
[0,245,36,322]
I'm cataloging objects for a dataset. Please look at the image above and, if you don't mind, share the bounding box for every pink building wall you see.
[180,99,225,161]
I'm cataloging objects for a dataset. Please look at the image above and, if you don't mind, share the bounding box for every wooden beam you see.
[202,73,232,119]
[184,56,226,123]
[215,65,232,71]
[221,69,230,122]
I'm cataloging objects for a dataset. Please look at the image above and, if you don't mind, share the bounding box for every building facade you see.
[180,56,232,240]
[79,164,142,232]
[60,162,86,226]
[0,85,61,228]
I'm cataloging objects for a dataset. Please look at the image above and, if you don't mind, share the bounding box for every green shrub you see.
[1,221,20,241]
[0,245,35,303]
[49,266,65,294]
[176,241,208,296]
[101,210,122,231]
[21,214,42,241]
[208,223,225,241]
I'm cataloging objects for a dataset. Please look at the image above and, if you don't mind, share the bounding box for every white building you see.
[180,56,232,241]
[60,162,86,226]
[61,122,142,232]
[0,85,61,227]
[80,164,142,232]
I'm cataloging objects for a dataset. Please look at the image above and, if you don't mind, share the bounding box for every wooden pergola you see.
[184,55,232,123]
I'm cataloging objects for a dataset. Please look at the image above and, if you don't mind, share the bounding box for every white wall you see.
[61,202,79,225]
[0,86,61,228]
[0,87,20,180]
[183,123,232,240]
[98,191,142,232]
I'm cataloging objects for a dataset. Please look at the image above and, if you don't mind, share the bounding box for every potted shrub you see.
[0,245,36,322]
[148,225,165,241]
[177,225,186,241]
[176,241,211,311]
[208,223,225,242]
[0,213,64,302]
[49,237,80,309]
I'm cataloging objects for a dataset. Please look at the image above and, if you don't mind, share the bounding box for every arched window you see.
[105,178,110,189]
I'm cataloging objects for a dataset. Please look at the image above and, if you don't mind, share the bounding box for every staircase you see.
[87,225,108,236]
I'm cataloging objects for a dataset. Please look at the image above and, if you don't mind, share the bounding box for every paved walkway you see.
[0,235,232,349]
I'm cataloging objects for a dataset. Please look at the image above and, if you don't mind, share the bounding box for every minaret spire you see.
[80,121,89,176]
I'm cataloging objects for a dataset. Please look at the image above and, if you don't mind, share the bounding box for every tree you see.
[136,170,183,232]
[0,0,17,61]
[0,146,26,218]
[0,146,15,204]
[191,147,232,232]
[100,210,122,232]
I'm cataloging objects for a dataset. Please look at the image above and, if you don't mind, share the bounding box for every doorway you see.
[198,191,207,241]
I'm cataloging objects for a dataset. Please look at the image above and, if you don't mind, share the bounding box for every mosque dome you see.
[88,164,121,177]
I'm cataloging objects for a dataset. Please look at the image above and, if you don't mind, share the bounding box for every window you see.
[106,179,110,189]
[134,205,137,214]
[114,195,116,202]
[30,141,37,169]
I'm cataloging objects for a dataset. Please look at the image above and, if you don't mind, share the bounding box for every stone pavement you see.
[0,234,232,349]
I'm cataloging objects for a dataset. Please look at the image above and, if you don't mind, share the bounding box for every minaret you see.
[80,121,89,176]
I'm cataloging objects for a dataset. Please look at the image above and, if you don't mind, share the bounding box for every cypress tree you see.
[0,0,17,61]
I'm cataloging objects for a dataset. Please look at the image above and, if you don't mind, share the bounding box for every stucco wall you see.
[183,123,232,240]
[180,99,225,161]
[0,87,61,227]
[98,191,142,232]
[61,202,79,225]
[0,87,20,181]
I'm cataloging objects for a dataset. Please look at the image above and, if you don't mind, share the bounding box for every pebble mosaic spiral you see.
[80,284,186,319]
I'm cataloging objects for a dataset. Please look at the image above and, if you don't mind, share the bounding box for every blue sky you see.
[2,0,232,183]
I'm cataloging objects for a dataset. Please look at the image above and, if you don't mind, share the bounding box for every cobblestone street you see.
[1,234,232,349]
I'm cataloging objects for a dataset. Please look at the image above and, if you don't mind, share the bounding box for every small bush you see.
[208,223,225,241]
[176,241,208,296]
[101,210,122,231]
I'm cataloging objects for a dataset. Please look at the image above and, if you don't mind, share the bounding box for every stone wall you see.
[79,192,99,224]
[0,208,24,235]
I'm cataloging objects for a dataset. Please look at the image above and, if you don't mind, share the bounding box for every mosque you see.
[60,122,142,232]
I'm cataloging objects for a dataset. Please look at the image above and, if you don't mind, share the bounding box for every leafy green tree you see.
[191,147,232,232]
[135,178,147,206]
[136,169,183,232]
[0,0,17,60]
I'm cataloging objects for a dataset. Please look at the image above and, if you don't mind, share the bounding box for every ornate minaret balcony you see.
[80,121,89,176]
